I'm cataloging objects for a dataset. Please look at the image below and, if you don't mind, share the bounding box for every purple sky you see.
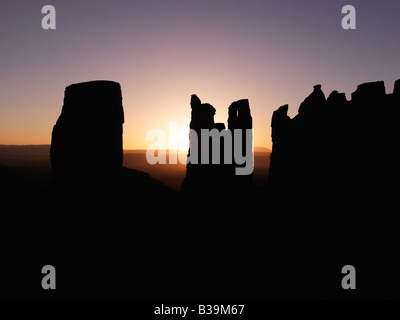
[0,0,399,149]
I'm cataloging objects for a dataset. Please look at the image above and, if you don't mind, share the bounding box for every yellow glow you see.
[177,128,190,152]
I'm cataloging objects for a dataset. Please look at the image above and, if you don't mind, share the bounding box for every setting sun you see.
[176,126,190,153]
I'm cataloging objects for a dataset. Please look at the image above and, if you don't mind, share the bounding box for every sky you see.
[0,0,399,150]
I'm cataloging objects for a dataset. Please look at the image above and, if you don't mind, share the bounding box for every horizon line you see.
[0,144,272,152]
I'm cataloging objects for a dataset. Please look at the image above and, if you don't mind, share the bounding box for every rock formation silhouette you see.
[3,78,400,300]
[268,84,327,194]
[180,95,231,202]
[50,80,124,182]
[268,79,400,230]
[30,80,176,298]
[181,95,254,203]
[394,79,400,95]
[265,79,400,299]
[50,80,173,196]
[228,99,254,197]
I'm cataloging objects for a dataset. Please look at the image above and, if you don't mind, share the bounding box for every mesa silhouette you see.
[50,80,172,198]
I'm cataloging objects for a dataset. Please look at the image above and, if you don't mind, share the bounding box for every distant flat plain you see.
[0,145,270,191]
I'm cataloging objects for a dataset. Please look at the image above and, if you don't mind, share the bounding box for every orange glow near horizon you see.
[1,2,399,152]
